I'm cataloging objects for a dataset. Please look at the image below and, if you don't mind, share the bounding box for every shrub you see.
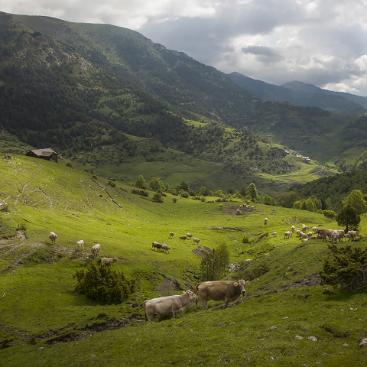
[172,197,178,203]
[320,244,367,292]
[200,244,229,281]
[74,262,134,304]
[322,209,336,219]
[152,192,164,203]
[135,175,146,189]
[131,189,149,197]
[180,191,189,198]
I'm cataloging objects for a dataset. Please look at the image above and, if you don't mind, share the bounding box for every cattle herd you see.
[273,224,361,243]
[45,214,361,322]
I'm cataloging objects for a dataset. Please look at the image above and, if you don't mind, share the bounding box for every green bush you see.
[74,262,134,304]
[131,188,149,197]
[152,192,164,203]
[322,209,336,219]
[320,244,367,292]
[172,197,178,203]
[200,244,229,281]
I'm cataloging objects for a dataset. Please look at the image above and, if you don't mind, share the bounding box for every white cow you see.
[144,290,197,321]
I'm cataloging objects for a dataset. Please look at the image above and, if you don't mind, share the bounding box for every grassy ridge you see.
[0,156,366,366]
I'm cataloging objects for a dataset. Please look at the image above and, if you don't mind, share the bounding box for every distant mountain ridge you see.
[229,72,367,114]
[0,11,366,171]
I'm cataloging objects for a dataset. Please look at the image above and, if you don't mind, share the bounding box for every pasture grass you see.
[0,156,366,366]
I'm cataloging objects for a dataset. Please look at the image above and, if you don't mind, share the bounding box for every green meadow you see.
[0,156,366,366]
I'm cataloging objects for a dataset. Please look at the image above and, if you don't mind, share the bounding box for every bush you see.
[131,189,149,197]
[322,209,336,219]
[240,263,269,281]
[320,244,367,292]
[74,262,134,304]
[172,197,178,203]
[180,191,189,198]
[152,192,164,203]
[200,244,229,281]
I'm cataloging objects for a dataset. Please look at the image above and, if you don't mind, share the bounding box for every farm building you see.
[26,148,58,162]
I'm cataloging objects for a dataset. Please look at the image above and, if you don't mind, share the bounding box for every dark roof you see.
[28,148,57,157]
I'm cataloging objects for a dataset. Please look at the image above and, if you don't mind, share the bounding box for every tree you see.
[336,205,360,232]
[198,186,210,196]
[343,190,367,215]
[149,177,165,192]
[200,244,229,281]
[177,181,190,192]
[135,175,146,189]
[320,244,367,292]
[246,183,258,201]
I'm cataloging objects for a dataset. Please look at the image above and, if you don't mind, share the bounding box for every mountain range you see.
[1,11,367,187]
[229,72,367,114]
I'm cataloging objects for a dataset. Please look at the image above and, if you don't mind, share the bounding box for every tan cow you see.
[144,290,197,321]
[197,280,246,308]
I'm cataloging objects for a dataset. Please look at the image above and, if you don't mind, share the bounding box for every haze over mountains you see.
[1,11,367,178]
[230,72,367,114]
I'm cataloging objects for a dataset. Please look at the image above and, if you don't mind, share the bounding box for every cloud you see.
[1,0,367,94]
[241,46,283,64]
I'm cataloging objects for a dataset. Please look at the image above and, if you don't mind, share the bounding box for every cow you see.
[161,244,170,253]
[193,238,201,245]
[316,229,332,241]
[76,240,85,250]
[169,232,175,239]
[91,243,101,258]
[144,290,197,321]
[197,280,246,309]
[152,241,162,251]
[179,235,188,240]
[291,225,296,233]
[284,231,292,239]
[264,218,268,225]
[100,257,115,266]
[49,232,58,245]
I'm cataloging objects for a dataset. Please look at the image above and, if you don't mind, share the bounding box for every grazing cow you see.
[49,232,58,244]
[284,231,292,239]
[179,235,188,240]
[193,238,201,245]
[186,233,193,238]
[144,290,197,321]
[161,244,170,253]
[91,243,101,258]
[197,280,246,308]
[330,230,345,243]
[152,242,169,253]
[299,231,308,239]
[302,224,308,232]
[76,240,85,250]
[264,218,268,225]
[271,231,277,237]
[100,257,115,266]
[347,230,359,241]
[316,229,332,241]
[312,226,318,233]
[291,225,296,233]
[169,232,175,239]
[152,241,162,251]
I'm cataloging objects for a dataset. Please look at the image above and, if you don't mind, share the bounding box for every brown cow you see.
[197,280,246,308]
[144,290,197,321]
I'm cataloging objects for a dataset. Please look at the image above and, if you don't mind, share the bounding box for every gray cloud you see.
[241,46,283,64]
[1,0,367,94]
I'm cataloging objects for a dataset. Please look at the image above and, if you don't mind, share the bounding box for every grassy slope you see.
[0,156,366,366]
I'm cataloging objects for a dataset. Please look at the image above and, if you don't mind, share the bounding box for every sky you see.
[1,0,367,95]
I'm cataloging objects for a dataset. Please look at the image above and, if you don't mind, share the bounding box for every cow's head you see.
[184,289,197,302]
[233,279,246,293]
